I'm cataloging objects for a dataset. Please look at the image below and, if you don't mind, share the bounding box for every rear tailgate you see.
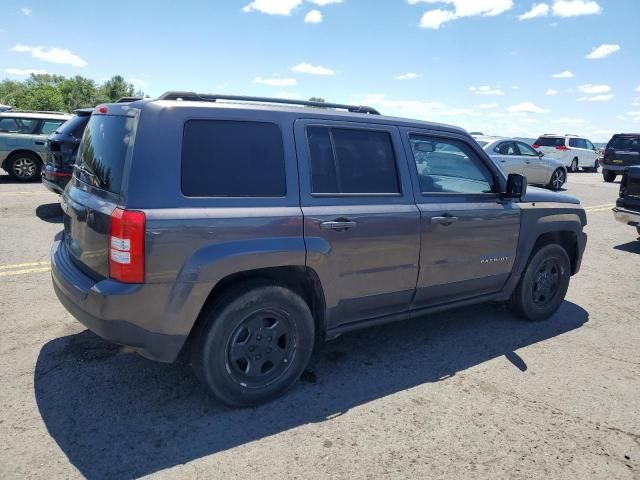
[534,136,566,156]
[605,135,640,168]
[60,111,138,279]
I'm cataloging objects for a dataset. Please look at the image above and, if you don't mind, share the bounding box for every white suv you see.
[533,134,599,173]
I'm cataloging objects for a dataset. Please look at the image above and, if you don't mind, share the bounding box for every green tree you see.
[308,97,326,103]
[0,80,28,107]
[99,75,135,102]
[59,76,99,110]
[16,84,65,111]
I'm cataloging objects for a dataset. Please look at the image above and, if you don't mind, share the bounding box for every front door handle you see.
[320,219,357,231]
[35,141,45,145]
[430,216,458,226]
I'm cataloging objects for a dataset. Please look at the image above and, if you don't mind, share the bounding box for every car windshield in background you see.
[56,115,90,137]
[76,115,136,194]
[610,135,640,152]
[476,140,489,147]
[535,137,564,147]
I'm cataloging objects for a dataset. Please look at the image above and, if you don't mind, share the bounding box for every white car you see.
[475,136,568,191]
[532,134,599,172]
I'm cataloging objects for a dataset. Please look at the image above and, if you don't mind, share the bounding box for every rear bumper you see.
[41,164,71,194]
[602,165,628,173]
[51,239,187,362]
[613,207,640,227]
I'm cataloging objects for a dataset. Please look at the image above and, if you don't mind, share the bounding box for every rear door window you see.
[181,120,286,197]
[0,117,36,134]
[77,115,136,194]
[569,138,587,149]
[40,120,65,135]
[535,137,564,147]
[494,142,517,155]
[306,126,400,194]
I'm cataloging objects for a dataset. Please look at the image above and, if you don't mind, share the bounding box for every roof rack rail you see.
[3,109,69,115]
[156,91,381,115]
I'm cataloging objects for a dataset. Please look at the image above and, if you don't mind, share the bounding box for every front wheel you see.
[549,168,566,191]
[603,170,616,183]
[508,244,571,321]
[191,284,315,407]
[592,160,599,172]
[9,153,41,181]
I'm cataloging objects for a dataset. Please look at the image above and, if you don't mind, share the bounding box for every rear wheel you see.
[8,153,41,181]
[508,244,571,321]
[191,284,315,407]
[549,168,566,191]
[603,170,616,183]
[569,158,578,173]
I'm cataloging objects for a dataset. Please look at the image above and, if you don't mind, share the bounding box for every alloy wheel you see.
[13,157,37,179]
[551,170,565,190]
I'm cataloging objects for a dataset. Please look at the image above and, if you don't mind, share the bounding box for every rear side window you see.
[0,117,36,134]
[569,138,587,149]
[307,126,400,194]
[56,115,90,137]
[182,120,286,197]
[610,135,640,152]
[535,137,564,147]
[77,115,136,194]
[40,120,64,135]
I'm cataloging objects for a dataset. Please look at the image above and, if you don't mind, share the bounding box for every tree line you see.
[0,74,144,112]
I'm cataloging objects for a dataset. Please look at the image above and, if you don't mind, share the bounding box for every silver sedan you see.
[475,136,568,191]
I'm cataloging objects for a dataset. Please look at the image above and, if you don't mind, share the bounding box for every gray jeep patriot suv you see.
[51,93,587,406]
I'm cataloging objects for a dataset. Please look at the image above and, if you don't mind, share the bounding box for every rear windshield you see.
[609,135,640,152]
[56,115,90,138]
[535,137,564,147]
[77,115,136,194]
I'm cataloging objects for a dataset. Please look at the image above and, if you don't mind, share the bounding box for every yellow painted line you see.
[0,261,50,270]
[0,191,53,195]
[584,204,615,211]
[587,207,615,213]
[0,266,50,277]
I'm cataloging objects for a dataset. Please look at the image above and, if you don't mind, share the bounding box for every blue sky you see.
[0,0,638,141]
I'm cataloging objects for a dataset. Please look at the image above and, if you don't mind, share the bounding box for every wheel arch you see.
[2,149,43,170]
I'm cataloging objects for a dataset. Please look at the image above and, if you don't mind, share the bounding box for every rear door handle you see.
[430,216,458,226]
[320,219,357,231]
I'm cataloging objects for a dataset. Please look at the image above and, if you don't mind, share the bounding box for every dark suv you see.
[51,93,587,406]
[602,133,640,182]
[613,166,640,236]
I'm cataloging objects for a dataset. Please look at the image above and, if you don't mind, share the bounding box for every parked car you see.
[601,133,640,183]
[532,134,599,173]
[0,104,11,112]
[51,93,587,407]
[41,109,92,194]
[476,136,568,191]
[0,111,71,181]
[613,166,640,236]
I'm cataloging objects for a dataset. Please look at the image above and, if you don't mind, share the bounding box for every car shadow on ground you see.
[34,301,588,479]
[614,240,640,254]
[35,203,63,223]
[0,173,40,184]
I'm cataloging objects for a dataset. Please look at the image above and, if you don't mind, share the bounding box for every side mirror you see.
[538,150,544,157]
[505,173,527,201]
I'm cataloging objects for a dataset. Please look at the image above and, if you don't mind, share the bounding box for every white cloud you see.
[243,0,302,15]
[10,43,87,67]
[578,94,613,102]
[5,67,49,76]
[291,62,335,75]
[507,102,550,114]
[307,0,342,4]
[304,10,322,23]
[128,78,147,89]
[415,0,514,29]
[552,117,586,124]
[395,72,422,80]
[254,76,297,87]
[276,91,301,99]
[552,0,601,17]
[469,85,504,95]
[477,102,499,109]
[636,85,640,92]
[552,70,574,78]
[627,110,640,117]
[546,89,558,96]
[358,93,446,120]
[518,3,549,20]
[585,44,620,59]
[578,84,610,94]
[20,7,32,16]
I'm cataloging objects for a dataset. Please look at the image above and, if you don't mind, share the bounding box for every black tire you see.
[592,160,599,172]
[8,152,41,181]
[191,284,315,407]
[603,170,616,183]
[569,158,578,173]
[548,168,566,191]
[508,244,571,322]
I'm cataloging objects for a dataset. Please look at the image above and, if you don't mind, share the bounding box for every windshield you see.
[76,115,136,194]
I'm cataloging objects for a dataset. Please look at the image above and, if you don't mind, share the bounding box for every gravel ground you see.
[0,171,638,479]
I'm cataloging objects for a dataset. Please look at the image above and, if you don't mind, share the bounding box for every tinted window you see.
[569,138,587,149]
[409,135,493,194]
[585,140,595,150]
[494,142,517,155]
[516,142,538,157]
[56,115,90,137]
[182,120,286,197]
[40,120,64,135]
[535,137,564,147]
[610,136,640,152]
[0,117,35,134]
[77,115,136,194]
[307,127,400,194]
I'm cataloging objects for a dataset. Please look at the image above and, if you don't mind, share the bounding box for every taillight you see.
[109,208,145,283]
[95,105,108,114]
[532,144,539,148]
[555,145,570,151]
